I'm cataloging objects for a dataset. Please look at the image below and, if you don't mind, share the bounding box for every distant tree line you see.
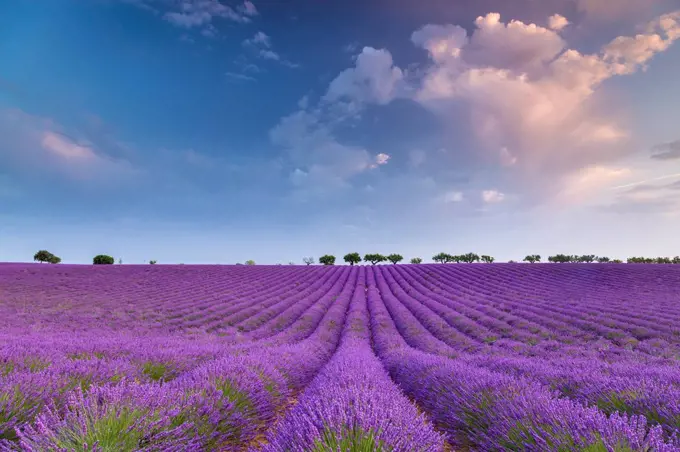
[29,250,680,266]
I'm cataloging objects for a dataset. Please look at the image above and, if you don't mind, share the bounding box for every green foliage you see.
[149,260,157,265]
[34,250,60,264]
[459,253,480,263]
[410,257,423,264]
[93,255,115,265]
[363,254,387,265]
[612,259,623,264]
[432,252,453,263]
[386,254,403,264]
[245,260,256,265]
[312,425,390,452]
[480,255,494,264]
[50,406,149,451]
[523,255,541,263]
[578,255,596,263]
[547,254,571,263]
[343,252,362,266]
[303,257,315,265]
[596,256,610,263]
[214,378,254,414]
[319,255,336,265]
[141,361,176,382]
[627,256,677,264]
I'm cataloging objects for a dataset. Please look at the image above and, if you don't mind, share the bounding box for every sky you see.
[1,0,680,264]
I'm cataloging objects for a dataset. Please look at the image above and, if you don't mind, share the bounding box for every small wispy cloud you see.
[225,71,256,82]
[242,31,298,67]
[41,132,96,159]
[443,191,464,203]
[651,140,680,161]
[611,172,680,190]
[482,190,505,203]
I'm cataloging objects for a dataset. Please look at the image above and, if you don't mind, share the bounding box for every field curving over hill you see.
[1,263,680,451]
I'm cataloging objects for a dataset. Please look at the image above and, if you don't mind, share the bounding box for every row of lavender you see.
[1,263,680,450]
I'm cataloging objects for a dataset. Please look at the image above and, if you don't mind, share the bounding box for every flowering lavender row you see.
[261,267,445,451]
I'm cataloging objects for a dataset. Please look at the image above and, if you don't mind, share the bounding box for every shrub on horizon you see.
[319,255,336,265]
[410,257,423,264]
[344,253,362,266]
[93,255,115,265]
[34,250,60,264]
[387,254,403,264]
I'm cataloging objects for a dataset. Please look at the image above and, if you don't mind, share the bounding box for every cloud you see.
[410,10,680,198]
[324,47,404,105]
[0,109,138,183]
[443,190,464,203]
[374,153,391,165]
[651,139,680,160]
[558,165,632,203]
[155,0,257,37]
[41,132,97,159]
[482,189,505,203]
[243,31,271,48]
[242,31,297,67]
[237,1,258,17]
[548,14,570,31]
[270,109,377,198]
[225,71,256,82]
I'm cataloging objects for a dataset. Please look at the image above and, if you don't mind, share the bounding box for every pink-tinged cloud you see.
[0,109,138,183]
[548,14,570,31]
[324,47,404,105]
[482,190,505,203]
[41,132,96,159]
[411,10,680,199]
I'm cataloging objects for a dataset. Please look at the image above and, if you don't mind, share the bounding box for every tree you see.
[149,260,157,265]
[387,254,403,264]
[673,256,680,264]
[344,253,362,266]
[596,256,610,263]
[303,257,315,266]
[319,255,336,265]
[578,255,596,263]
[523,255,540,264]
[410,257,423,264]
[245,260,256,265]
[48,255,61,264]
[480,255,495,264]
[432,253,453,263]
[548,254,572,263]
[612,259,623,264]
[460,252,480,263]
[93,255,114,265]
[364,254,387,265]
[34,250,56,264]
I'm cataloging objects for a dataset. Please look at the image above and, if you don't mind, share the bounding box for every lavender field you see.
[1,263,680,451]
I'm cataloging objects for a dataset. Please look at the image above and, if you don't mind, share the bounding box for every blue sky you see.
[1,0,680,264]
